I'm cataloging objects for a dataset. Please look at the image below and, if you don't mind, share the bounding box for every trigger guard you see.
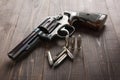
[57,28,70,38]
[61,28,69,35]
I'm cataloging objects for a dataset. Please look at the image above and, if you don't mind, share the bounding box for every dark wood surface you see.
[0,0,120,80]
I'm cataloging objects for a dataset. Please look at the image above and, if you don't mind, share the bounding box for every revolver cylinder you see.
[39,17,59,33]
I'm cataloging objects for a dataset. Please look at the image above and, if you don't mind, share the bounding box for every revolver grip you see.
[77,12,107,30]
[64,11,107,30]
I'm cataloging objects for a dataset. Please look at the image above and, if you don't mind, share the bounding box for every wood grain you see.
[0,0,120,80]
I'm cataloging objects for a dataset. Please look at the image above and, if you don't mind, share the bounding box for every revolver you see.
[8,11,107,60]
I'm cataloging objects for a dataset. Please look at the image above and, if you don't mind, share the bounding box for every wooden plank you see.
[82,0,120,80]
[0,0,120,80]
[0,0,49,80]
[42,0,72,80]
[82,0,108,80]
[105,0,120,41]
[104,0,120,80]
[76,0,119,80]
[105,0,120,62]
[42,0,86,80]
[7,0,50,80]
[66,0,87,80]
[0,0,24,60]
[0,0,24,80]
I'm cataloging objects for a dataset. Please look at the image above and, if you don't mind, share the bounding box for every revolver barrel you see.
[8,28,41,60]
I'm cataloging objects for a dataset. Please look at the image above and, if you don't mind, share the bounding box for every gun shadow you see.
[73,22,106,38]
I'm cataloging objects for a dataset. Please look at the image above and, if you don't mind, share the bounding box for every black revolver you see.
[8,11,107,61]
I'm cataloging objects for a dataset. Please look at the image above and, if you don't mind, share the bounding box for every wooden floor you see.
[0,0,120,80]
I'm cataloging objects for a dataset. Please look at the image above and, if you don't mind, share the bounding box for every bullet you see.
[53,47,74,67]
[53,47,67,61]
[71,35,75,50]
[77,34,82,50]
[47,51,53,66]
[65,35,70,48]
[53,53,67,67]
[64,47,74,59]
